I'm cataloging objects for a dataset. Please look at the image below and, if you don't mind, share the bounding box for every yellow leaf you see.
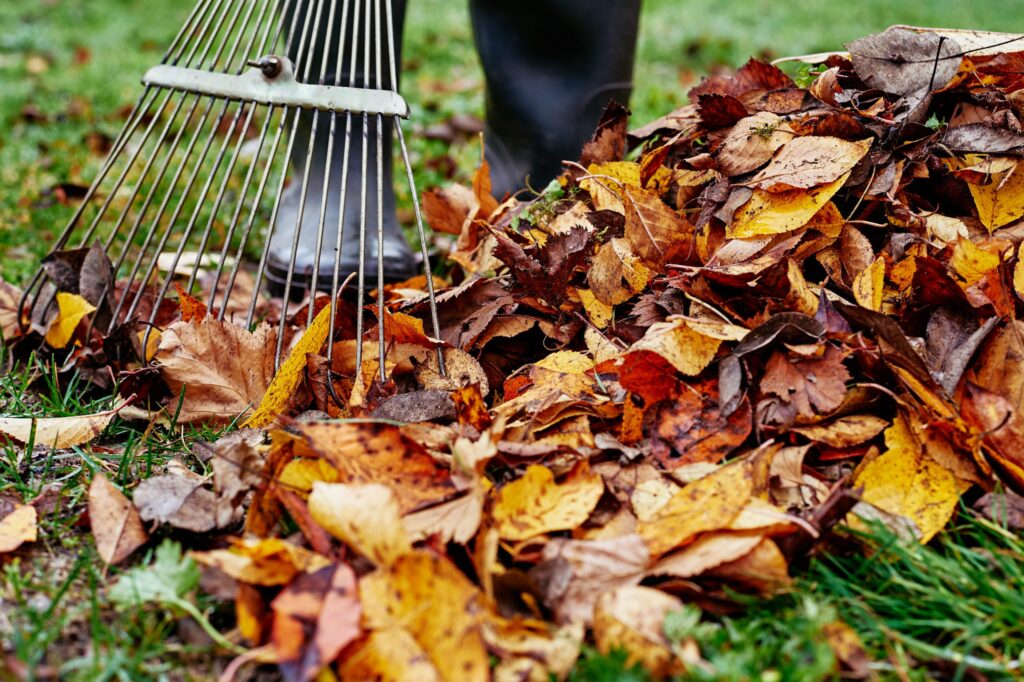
[629,320,721,376]
[587,238,651,306]
[963,160,1024,231]
[638,460,754,556]
[593,587,686,678]
[0,505,37,554]
[950,238,1001,286]
[533,350,595,374]
[308,482,411,566]
[1014,243,1024,300]
[853,417,960,543]
[189,538,331,586]
[580,161,638,214]
[578,288,614,329]
[357,550,488,682]
[727,173,850,239]
[244,302,333,428]
[852,256,886,311]
[491,465,604,541]
[277,458,340,494]
[340,628,441,682]
[44,292,95,349]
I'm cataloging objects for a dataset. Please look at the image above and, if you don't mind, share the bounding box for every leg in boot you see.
[469,0,641,198]
[266,0,415,296]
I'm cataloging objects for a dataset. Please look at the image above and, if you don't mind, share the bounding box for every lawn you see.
[2,1,1024,680]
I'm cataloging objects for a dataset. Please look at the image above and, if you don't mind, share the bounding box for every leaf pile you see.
[7,25,1024,680]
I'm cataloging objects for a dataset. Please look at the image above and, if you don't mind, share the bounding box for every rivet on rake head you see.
[246,55,283,79]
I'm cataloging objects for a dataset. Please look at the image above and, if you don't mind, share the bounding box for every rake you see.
[18,0,444,386]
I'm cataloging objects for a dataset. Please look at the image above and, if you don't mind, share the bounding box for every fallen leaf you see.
[357,550,489,682]
[245,303,333,428]
[297,422,456,513]
[155,318,276,423]
[761,346,851,418]
[0,399,126,449]
[623,185,696,270]
[89,473,148,565]
[588,237,652,306]
[853,416,960,542]
[308,482,411,566]
[491,464,604,541]
[962,160,1024,231]
[534,534,649,625]
[271,563,361,682]
[638,460,756,556]
[852,256,886,311]
[190,537,332,586]
[44,292,95,348]
[593,586,685,678]
[0,276,24,341]
[716,112,795,176]
[728,174,850,239]
[0,505,36,554]
[132,462,218,533]
[752,137,872,191]
[628,319,722,377]
[791,415,888,448]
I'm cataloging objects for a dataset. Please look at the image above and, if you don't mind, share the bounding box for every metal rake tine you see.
[182,0,282,296]
[373,0,387,381]
[305,0,347,328]
[384,0,445,376]
[353,0,373,380]
[86,92,201,337]
[116,97,221,324]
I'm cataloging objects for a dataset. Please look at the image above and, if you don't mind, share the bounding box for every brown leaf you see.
[297,422,456,513]
[493,226,592,305]
[760,346,851,418]
[0,275,24,341]
[0,504,37,554]
[623,185,696,271]
[961,383,1024,490]
[752,136,872,192]
[592,587,686,678]
[132,461,218,533]
[271,564,361,682]
[422,184,476,235]
[716,112,795,176]
[648,380,752,468]
[533,534,649,625]
[154,318,276,424]
[848,27,962,97]
[89,473,147,565]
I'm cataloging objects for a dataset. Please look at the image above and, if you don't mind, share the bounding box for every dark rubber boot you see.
[470,0,641,199]
[266,0,414,296]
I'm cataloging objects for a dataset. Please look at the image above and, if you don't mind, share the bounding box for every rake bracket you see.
[142,57,410,117]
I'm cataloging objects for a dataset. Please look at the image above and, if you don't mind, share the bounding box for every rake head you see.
[20,0,444,389]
